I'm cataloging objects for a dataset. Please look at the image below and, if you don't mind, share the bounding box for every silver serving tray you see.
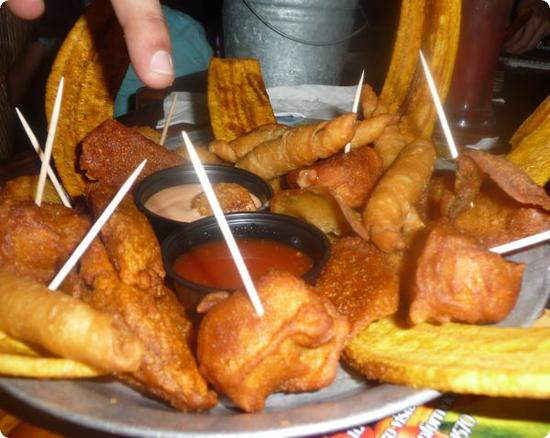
[0,245,548,437]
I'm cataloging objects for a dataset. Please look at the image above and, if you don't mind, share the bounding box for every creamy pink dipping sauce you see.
[144,183,261,222]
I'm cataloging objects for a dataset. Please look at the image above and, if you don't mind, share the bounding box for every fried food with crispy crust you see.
[344,317,550,399]
[315,237,399,338]
[236,113,357,180]
[453,186,550,248]
[363,139,436,253]
[349,114,399,150]
[287,146,383,209]
[77,240,217,411]
[0,268,143,373]
[409,222,524,325]
[197,271,349,413]
[208,124,289,163]
[0,175,64,205]
[86,183,165,295]
[80,119,185,187]
[0,200,89,284]
[191,182,258,215]
[360,83,379,119]
[373,124,408,170]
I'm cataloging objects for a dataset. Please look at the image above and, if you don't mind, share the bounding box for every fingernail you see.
[150,50,173,75]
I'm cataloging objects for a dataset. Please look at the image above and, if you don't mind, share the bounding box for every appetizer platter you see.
[0,0,549,436]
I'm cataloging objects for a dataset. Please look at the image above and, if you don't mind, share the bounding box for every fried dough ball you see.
[191,182,258,215]
[197,271,349,412]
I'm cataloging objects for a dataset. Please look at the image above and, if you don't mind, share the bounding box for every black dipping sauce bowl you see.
[161,212,331,312]
[134,165,273,241]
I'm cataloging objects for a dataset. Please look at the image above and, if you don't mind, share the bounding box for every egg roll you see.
[0,268,143,372]
[363,139,436,252]
[236,113,357,180]
[208,123,289,163]
[350,114,399,150]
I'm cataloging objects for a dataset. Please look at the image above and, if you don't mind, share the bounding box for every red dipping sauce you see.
[172,238,313,290]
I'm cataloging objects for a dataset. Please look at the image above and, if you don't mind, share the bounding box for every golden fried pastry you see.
[236,113,357,180]
[86,183,165,295]
[350,114,399,150]
[0,268,143,373]
[0,200,89,283]
[315,237,399,337]
[197,271,349,412]
[77,240,217,412]
[0,175,64,205]
[287,146,383,209]
[208,123,289,163]
[409,222,524,325]
[363,139,436,253]
[191,182,258,215]
[373,124,408,170]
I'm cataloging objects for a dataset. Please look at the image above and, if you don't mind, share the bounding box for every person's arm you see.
[504,0,550,54]
[6,0,174,89]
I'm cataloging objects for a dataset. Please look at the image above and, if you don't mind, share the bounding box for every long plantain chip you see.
[0,354,103,378]
[379,0,427,115]
[344,317,550,399]
[401,0,461,138]
[45,0,127,197]
[207,58,276,142]
[510,96,550,150]
[507,97,550,187]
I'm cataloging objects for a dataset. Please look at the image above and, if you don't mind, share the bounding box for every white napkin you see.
[156,84,358,129]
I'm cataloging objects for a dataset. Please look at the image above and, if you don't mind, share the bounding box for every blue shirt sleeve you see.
[114,5,213,116]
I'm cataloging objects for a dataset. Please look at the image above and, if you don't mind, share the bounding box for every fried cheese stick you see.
[236,113,357,180]
[363,139,436,252]
[0,268,143,372]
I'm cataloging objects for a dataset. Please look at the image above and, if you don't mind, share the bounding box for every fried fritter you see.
[287,145,383,209]
[77,240,217,411]
[197,271,349,412]
[454,185,550,248]
[409,222,524,325]
[315,237,399,338]
[191,182,258,216]
[0,199,89,283]
[86,183,165,295]
[80,119,185,187]
[0,175,63,205]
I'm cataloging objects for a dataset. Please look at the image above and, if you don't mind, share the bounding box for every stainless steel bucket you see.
[223,0,363,87]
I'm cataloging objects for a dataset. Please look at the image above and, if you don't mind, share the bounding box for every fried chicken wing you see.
[197,271,349,412]
[80,119,185,187]
[409,222,524,325]
[77,240,217,411]
[0,199,89,283]
[287,145,383,209]
[86,183,165,295]
[315,237,399,337]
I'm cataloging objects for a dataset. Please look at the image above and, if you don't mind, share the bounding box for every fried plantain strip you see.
[344,317,550,399]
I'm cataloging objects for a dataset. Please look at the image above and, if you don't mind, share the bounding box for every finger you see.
[110,0,173,89]
[6,0,45,19]
[504,19,538,53]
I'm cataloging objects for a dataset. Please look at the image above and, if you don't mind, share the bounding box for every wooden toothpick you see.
[35,77,64,207]
[181,131,264,317]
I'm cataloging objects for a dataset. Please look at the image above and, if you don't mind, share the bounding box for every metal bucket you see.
[223,0,363,87]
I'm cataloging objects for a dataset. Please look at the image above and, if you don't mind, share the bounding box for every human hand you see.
[504,0,550,54]
[5,0,174,89]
